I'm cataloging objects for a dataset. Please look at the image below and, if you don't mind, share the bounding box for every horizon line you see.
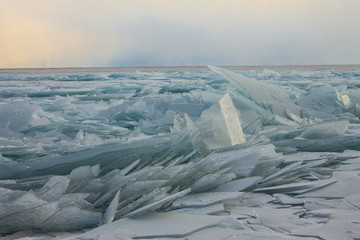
[2,63,360,70]
[1,64,360,75]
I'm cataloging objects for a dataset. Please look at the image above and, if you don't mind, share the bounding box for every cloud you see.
[0,1,128,68]
[1,0,359,68]
[0,14,95,68]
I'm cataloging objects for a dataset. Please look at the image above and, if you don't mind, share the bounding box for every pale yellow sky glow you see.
[0,0,359,68]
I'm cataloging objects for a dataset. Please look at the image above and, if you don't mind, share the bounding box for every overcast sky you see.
[1,0,360,68]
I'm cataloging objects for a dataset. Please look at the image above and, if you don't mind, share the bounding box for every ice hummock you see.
[1,67,360,239]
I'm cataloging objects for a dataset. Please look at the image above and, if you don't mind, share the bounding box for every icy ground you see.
[1,66,360,240]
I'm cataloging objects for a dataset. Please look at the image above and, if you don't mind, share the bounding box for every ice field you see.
[1,66,360,239]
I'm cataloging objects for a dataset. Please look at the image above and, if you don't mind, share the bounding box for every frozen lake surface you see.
[1,66,360,239]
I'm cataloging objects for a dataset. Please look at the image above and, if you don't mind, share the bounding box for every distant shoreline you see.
[1,65,360,75]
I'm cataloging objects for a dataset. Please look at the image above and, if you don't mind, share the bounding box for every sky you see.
[1,0,360,68]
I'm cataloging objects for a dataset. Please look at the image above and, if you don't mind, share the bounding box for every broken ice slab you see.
[167,150,197,167]
[291,219,360,240]
[0,191,53,233]
[119,159,140,176]
[115,187,171,218]
[260,126,303,142]
[0,191,47,219]
[283,151,339,163]
[120,180,167,204]
[0,189,100,234]
[190,229,319,240]
[296,85,350,119]
[336,88,352,110]
[189,89,224,106]
[27,113,52,128]
[341,149,360,159]
[208,65,301,118]
[228,89,275,124]
[242,116,263,134]
[21,132,191,177]
[95,166,165,200]
[335,157,360,171]
[0,127,24,140]
[0,187,26,203]
[254,179,335,194]
[232,192,276,208]
[99,188,121,226]
[258,161,303,186]
[0,155,29,180]
[67,164,100,193]
[165,144,280,191]
[345,193,360,209]
[40,206,102,232]
[71,130,103,147]
[300,118,349,139]
[124,188,191,217]
[213,176,262,192]
[57,193,93,210]
[273,194,305,205]
[71,212,234,240]
[0,175,52,191]
[197,93,246,150]
[208,66,287,104]
[37,176,70,202]
[251,207,310,233]
[189,173,236,193]
[167,102,204,118]
[228,206,309,233]
[0,101,35,131]
[220,144,282,178]
[218,94,246,145]
[347,89,360,117]
[171,112,189,133]
[93,188,121,208]
[152,110,176,126]
[171,217,245,240]
[271,114,299,127]
[298,171,360,198]
[303,198,357,213]
[170,192,243,209]
[248,144,285,177]
[170,202,225,215]
[273,134,360,152]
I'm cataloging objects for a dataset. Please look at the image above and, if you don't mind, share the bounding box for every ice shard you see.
[0,101,35,131]
[38,176,70,201]
[300,118,349,139]
[170,192,243,209]
[208,65,301,119]
[214,176,262,192]
[99,188,121,225]
[218,93,246,145]
[197,93,246,150]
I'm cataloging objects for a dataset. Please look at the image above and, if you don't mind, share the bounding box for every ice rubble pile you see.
[1,67,360,239]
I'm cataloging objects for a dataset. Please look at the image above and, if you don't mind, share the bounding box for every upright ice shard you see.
[197,93,246,150]
[218,94,246,145]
